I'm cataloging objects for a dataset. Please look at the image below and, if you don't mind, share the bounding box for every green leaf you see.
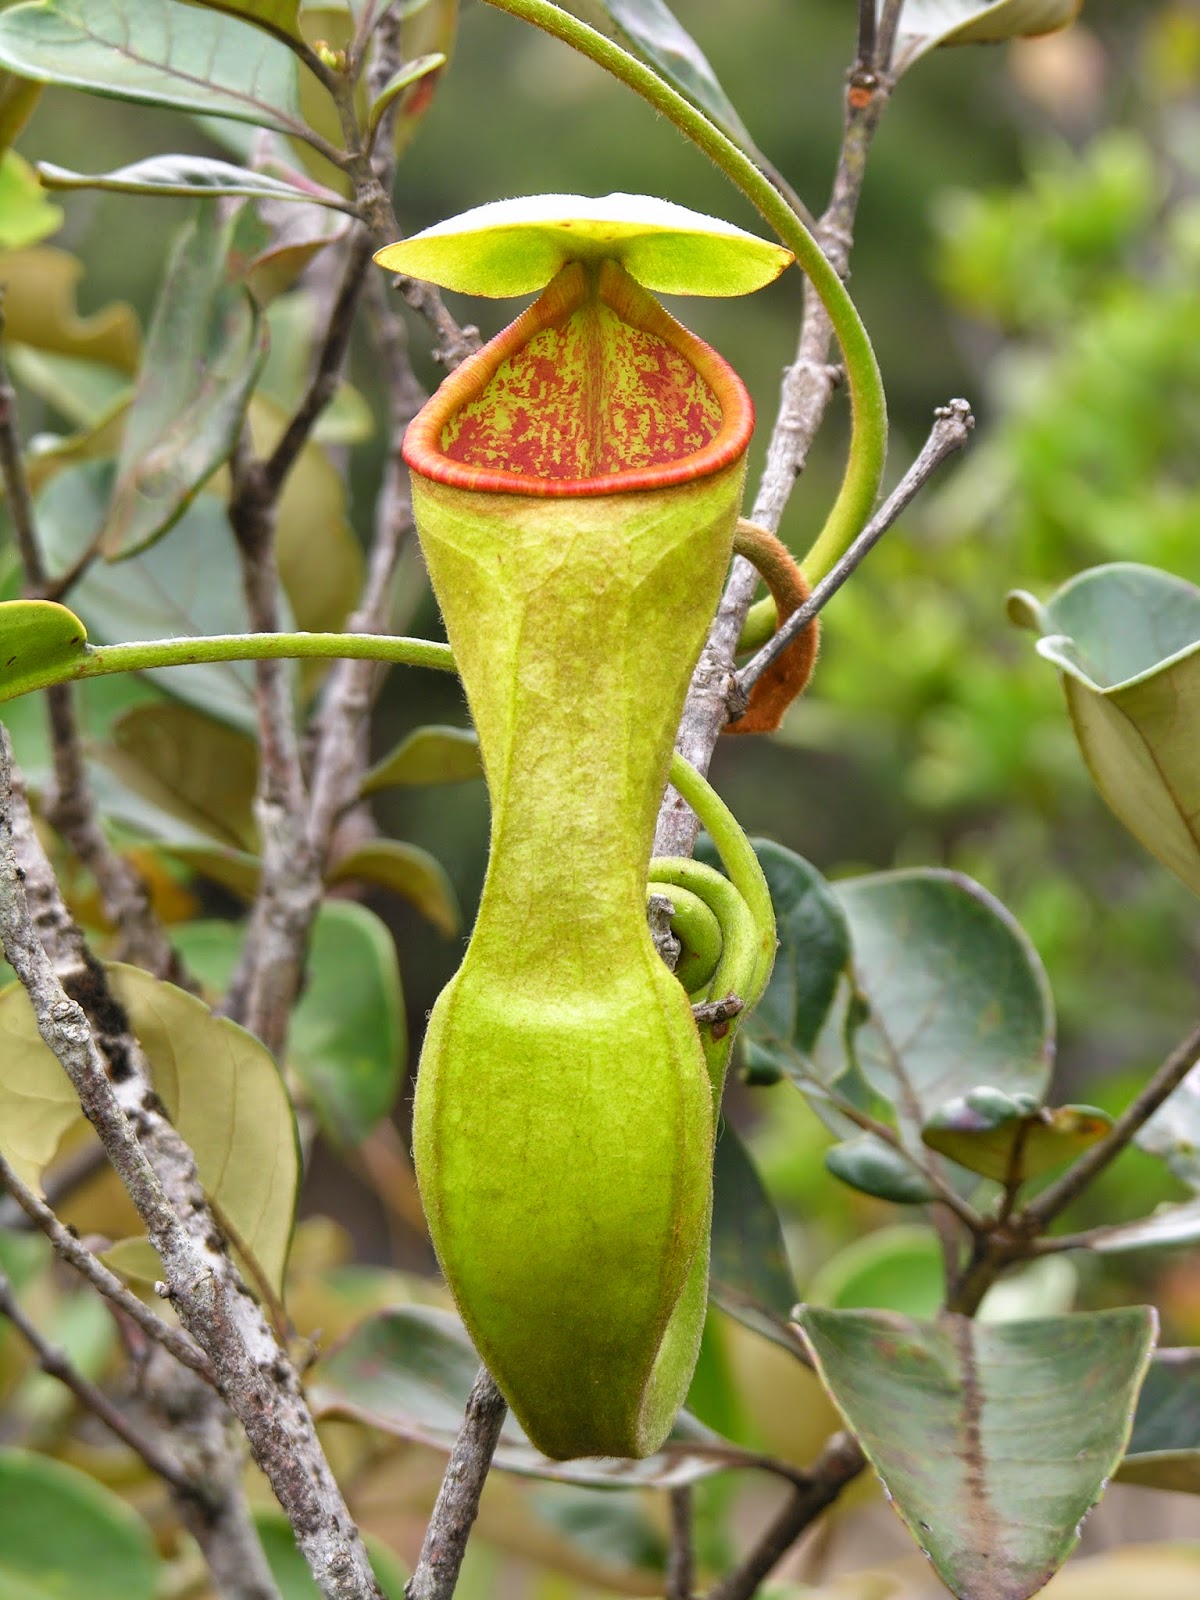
[326,840,460,938]
[0,150,61,249]
[0,0,320,142]
[0,72,41,157]
[709,1119,802,1353]
[0,599,88,706]
[1077,1197,1200,1254]
[799,1306,1157,1600]
[1010,564,1200,899]
[38,152,352,210]
[824,1133,937,1204]
[308,1303,734,1489]
[97,701,260,851]
[1116,1348,1200,1495]
[374,191,793,298]
[813,870,1055,1152]
[0,964,298,1291]
[177,0,302,46]
[892,0,1083,74]
[718,841,851,1087]
[361,724,482,794]
[254,1513,407,1598]
[922,1087,1112,1184]
[804,1226,944,1319]
[104,206,266,558]
[289,902,406,1146]
[0,1450,159,1599]
[367,51,444,139]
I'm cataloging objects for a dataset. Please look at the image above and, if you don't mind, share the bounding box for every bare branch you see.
[405,1367,508,1600]
[737,400,975,695]
[667,1486,695,1600]
[856,0,877,75]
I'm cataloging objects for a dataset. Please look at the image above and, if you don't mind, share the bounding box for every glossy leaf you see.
[799,1306,1157,1600]
[326,840,460,938]
[893,0,1083,73]
[255,1514,407,1598]
[0,1450,159,1599]
[105,205,266,558]
[0,0,317,141]
[361,724,482,794]
[709,1119,803,1352]
[0,599,88,705]
[309,1303,735,1489]
[375,191,793,298]
[825,1133,937,1204]
[0,246,139,370]
[0,964,298,1291]
[922,1087,1112,1184]
[813,870,1055,1152]
[289,902,406,1146]
[1011,564,1200,899]
[1115,1348,1200,1495]
[0,149,61,249]
[39,152,352,209]
[804,1226,944,1319]
[367,51,444,139]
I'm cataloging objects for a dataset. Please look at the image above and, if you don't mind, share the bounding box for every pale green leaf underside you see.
[893,0,1081,72]
[375,191,793,297]
[800,1305,1156,1600]
[39,153,353,210]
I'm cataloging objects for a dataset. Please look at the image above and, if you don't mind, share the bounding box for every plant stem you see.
[667,1486,694,1600]
[480,0,886,585]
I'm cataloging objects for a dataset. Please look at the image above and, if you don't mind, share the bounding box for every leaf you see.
[254,1513,407,1598]
[367,51,445,140]
[0,964,298,1291]
[0,599,88,706]
[718,840,852,1087]
[0,246,139,370]
[1115,1348,1200,1495]
[0,72,41,156]
[1138,1060,1200,1189]
[289,902,407,1146]
[709,1119,803,1353]
[0,0,320,143]
[804,1226,944,1319]
[799,1306,1157,1600]
[178,0,302,46]
[922,1087,1112,1184]
[308,1303,736,1489]
[1010,564,1200,899]
[390,0,455,159]
[361,724,482,794]
[326,840,460,938]
[892,0,1083,74]
[825,1133,937,1204]
[228,187,350,304]
[813,869,1055,1153]
[104,205,266,558]
[1077,1197,1200,1254]
[0,1450,159,1599]
[375,191,793,298]
[97,701,260,851]
[38,152,352,210]
[0,150,61,249]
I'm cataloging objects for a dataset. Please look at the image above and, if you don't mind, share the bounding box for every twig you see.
[0,1263,198,1497]
[704,1433,865,1600]
[0,731,385,1600]
[1022,1019,1200,1228]
[876,0,908,72]
[667,1486,694,1600]
[0,1149,214,1380]
[855,0,877,75]
[736,401,975,695]
[405,1367,508,1600]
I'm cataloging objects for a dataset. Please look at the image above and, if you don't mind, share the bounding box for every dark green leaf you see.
[105,205,266,558]
[1116,1348,1200,1495]
[922,1087,1112,1184]
[825,1133,937,1204]
[326,840,460,938]
[0,0,321,140]
[361,724,482,794]
[39,152,353,209]
[309,1304,736,1488]
[0,1450,159,1599]
[0,598,88,705]
[799,1306,1156,1600]
[709,1119,803,1353]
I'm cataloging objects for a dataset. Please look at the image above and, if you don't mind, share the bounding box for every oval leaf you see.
[0,598,88,704]
[922,1088,1112,1184]
[825,1132,937,1204]
[0,0,316,140]
[0,1450,159,1600]
[799,1305,1157,1600]
[38,152,352,210]
[894,0,1082,74]
[375,191,793,298]
[1012,563,1200,899]
[361,724,483,794]
[326,840,460,938]
[1116,1348,1200,1495]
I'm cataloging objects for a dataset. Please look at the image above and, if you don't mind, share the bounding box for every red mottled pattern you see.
[441,298,723,479]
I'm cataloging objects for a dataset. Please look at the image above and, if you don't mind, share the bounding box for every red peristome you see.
[403,259,754,497]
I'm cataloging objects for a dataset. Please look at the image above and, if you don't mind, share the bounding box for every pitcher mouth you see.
[403,258,754,498]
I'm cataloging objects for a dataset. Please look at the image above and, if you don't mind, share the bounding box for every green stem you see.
[480,0,887,582]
